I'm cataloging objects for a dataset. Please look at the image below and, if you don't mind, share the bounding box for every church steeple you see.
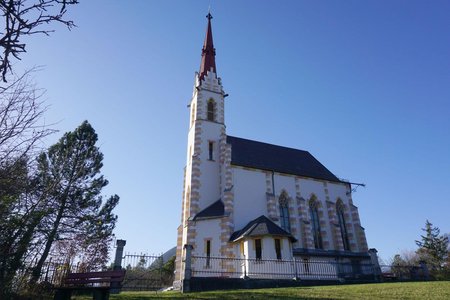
[199,12,216,81]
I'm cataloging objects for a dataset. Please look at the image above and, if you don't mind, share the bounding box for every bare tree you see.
[0,69,55,167]
[0,0,79,82]
[0,70,55,297]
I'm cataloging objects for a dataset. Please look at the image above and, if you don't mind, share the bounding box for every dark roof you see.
[193,199,224,220]
[229,215,297,242]
[226,136,340,182]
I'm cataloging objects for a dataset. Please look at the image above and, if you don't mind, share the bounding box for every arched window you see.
[337,200,350,251]
[309,199,323,249]
[207,99,215,121]
[279,192,290,232]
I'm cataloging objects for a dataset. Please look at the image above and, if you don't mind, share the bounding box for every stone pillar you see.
[113,240,126,270]
[111,239,126,294]
[368,248,382,281]
[182,244,193,293]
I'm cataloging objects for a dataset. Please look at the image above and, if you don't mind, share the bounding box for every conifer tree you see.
[416,220,449,269]
[30,121,119,282]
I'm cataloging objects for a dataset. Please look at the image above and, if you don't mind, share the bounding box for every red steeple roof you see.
[199,12,216,81]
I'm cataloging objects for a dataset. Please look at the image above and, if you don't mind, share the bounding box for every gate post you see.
[242,254,248,279]
[111,239,126,294]
[114,239,127,270]
[368,248,382,282]
[182,244,193,293]
[293,257,299,280]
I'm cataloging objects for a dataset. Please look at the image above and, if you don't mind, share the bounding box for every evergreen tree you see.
[415,220,449,269]
[0,158,42,297]
[30,121,119,282]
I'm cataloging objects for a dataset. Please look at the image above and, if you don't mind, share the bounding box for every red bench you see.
[54,270,126,300]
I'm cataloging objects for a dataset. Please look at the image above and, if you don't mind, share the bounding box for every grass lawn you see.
[72,281,450,300]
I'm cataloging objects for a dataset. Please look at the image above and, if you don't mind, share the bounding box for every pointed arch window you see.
[207,99,215,121]
[309,199,323,249]
[279,192,290,233]
[337,200,350,251]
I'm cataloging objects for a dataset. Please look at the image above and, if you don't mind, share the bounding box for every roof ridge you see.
[227,135,310,154]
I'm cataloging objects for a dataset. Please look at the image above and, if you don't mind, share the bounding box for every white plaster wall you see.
[194,219,221,256]
[196,121,223,210]
[230,167,358,253]
[282,238,293,260]
[243,237,294,279]
[200,122,221,163]
[273,174,296,197]
[297,179,326,201]
[260,237,292,260]
[327,182,349,205]
[244,237,271,260]
[232,167,267,230]
[186,127,195,164]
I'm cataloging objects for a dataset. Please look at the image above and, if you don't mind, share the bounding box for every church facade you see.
[174,14,376,288]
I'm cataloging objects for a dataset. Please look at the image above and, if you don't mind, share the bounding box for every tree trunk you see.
[30,199,66,284]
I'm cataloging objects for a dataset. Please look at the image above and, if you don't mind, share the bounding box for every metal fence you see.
[14,253,172,292]
[121,253,173,291]
[380,264,427,281]
[191,255,375,281]
[13,258,84,291]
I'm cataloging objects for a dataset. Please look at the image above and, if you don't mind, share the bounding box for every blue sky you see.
[16,1,450,261]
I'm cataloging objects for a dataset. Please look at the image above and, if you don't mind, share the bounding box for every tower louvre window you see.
[207,99,215,121]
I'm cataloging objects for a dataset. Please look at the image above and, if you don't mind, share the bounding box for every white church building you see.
[174,13,378,290]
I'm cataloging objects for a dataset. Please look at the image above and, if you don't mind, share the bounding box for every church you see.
[174,13,377,289]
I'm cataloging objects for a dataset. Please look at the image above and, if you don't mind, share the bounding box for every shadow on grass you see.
[111,288,335,300]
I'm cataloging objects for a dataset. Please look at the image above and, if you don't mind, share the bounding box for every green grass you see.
[71,281,450,300]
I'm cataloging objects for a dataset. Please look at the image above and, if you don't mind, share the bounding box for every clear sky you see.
[15,0,450,262]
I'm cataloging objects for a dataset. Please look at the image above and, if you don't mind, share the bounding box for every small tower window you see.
[207,99,215,121]
[208,141,214,160]
[205,239,211,267]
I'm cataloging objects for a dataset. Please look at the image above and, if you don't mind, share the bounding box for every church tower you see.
[175,12,234,284]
